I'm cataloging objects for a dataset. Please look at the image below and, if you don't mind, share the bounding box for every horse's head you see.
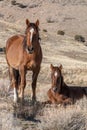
[25,19,39,54]
[50,64,63,93]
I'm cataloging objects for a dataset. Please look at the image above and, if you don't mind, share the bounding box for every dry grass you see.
[37,104,86,130]
[0,82,87,130]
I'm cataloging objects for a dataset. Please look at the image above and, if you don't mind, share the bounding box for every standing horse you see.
[6,19,42,103]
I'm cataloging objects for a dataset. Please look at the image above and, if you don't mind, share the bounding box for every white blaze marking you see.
[30,28,34,43]
[14,88,18,103]
[54,72,58,77]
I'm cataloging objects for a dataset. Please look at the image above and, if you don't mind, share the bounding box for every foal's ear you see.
[59,64,62,70]
[50,64,54,70]
[26,19,30,27]
[35,19,39,27]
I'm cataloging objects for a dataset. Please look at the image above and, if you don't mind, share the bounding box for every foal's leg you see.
[32,67,40,102]
[47,89,56,104]
[63,98,73,105]
[19,66,26,102]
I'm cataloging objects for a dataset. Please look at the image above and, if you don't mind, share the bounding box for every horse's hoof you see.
[31,98,37,105]
[13,102,18,108]
[14,98,18,104]
[19,98,24,105]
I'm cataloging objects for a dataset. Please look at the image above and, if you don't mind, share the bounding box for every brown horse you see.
[47,64,87,105]
[6,19,42,103]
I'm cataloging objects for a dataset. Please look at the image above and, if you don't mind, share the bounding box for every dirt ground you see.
[0,0,87,130]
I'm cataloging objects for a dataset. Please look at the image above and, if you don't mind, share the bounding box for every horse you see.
[6,19,42,103]
[47,64,87,105]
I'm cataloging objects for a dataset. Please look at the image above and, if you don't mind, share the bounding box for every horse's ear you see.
[26,19,30,27]
[50,64,54,70]
[59,64,62,70]
[36,19,39,27]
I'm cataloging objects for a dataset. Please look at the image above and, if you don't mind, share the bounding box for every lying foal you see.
[47,64,87,105]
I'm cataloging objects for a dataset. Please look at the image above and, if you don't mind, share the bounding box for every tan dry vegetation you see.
[0,0,87,130]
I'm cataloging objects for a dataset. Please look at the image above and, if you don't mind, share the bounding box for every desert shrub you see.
[17,3,27,8]
[57,30,65,35]
[47,17,55,23]
[11,0,16,5]
[1,47,6,53]
[0,47,6,53]
[29,4,38,8]
[0,48,3,52]
[11,0,27,8]
[74,35,85,42]
[43,29,47,32]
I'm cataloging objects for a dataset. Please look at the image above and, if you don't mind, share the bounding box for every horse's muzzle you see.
[28,46,34,54]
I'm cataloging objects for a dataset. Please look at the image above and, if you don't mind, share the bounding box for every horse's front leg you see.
[9,67,18,103]
[19,66,26,102]
[32,67,40,102]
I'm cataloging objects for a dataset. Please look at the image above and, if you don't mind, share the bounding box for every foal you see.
[6,19,42,103]
[47,64,87,105]
[47,64,72,105]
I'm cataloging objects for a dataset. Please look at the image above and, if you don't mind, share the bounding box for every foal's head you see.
[25,19,40,53]
[50,64,63,93]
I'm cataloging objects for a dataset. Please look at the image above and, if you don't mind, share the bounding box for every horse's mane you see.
[59,75,70,97]
[23,36,27,50]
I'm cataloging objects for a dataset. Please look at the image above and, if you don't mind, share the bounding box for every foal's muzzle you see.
[52,85,61,93]
[52,87,58,92]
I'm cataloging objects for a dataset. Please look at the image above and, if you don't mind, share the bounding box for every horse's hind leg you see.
[9,67,19,87]
[8,66,13,90]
